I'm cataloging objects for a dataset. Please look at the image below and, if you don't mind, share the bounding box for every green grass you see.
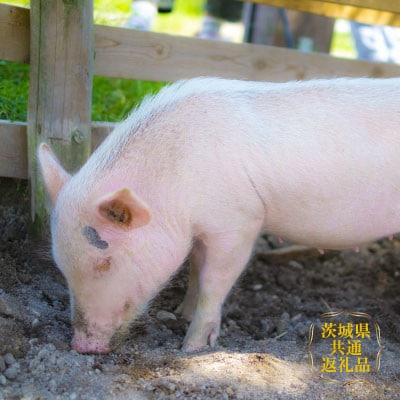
[93,0,205,34]
[0,61,29,121]
[0,0,205,122]
[0,61,168,122]
[92,77,166,122]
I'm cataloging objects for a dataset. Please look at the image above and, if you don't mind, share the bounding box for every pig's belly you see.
[265,187,400,248]
[261,147,400,249]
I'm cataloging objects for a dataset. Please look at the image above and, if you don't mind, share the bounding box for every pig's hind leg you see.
[175,239,205,320]
[182,222,262,352]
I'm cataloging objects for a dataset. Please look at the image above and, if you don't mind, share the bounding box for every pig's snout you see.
[70,299,136,354]
[71,330,110,354]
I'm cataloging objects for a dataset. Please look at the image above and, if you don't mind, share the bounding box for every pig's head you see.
[37,143,154,353]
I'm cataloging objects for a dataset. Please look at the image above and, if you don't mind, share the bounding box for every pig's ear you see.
[37,143,71,203]
[96,188,151,230]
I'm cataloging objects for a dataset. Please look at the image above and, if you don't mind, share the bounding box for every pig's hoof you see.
[181,323,219,353]
[181,342,209,353]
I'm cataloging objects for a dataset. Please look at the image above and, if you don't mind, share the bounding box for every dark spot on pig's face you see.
[94,257,111,276]
[82,225,109,250]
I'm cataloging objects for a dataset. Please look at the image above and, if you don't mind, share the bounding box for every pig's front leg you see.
[182,223,261,352]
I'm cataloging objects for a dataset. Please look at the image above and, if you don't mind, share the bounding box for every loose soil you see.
[0,178,399,400]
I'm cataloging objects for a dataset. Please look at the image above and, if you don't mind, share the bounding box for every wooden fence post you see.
[27,0,93,237]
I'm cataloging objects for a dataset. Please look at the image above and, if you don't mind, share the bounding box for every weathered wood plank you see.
[91,121,116,150]
[0,4,29,63]
[93,25,400,82]
[313,0,400,13]
[27,0,93,236]
[0,121,117,180]
[1,4,399,82]
[0,121,27,179]
[247,0,400,27]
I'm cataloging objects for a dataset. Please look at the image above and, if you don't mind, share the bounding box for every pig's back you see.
[155,77,400,249]
[241,78,400,248]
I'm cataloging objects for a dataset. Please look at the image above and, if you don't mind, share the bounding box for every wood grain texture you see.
[246,0,400,26]
[93,25,400,82]
[311,0,400,13]
[0,121,116,179]
[0,121,27,179]
[0,4,29,63]
[27,0,93,235]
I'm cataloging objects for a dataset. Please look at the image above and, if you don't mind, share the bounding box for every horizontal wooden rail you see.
[0,121,27,179]
[247,0,400,27]
[0,4,30,63]
[93,24,400,81]
[253,0,400,14]
[0,120,116,179]
[1,4,400,82]
[319,0,400,13]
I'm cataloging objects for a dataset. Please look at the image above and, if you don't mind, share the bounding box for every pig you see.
[38,76,400,354]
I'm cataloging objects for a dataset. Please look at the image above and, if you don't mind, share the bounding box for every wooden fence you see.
[1,2,400,181]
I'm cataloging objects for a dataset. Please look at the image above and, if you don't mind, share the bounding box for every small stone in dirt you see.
[31,318,40,328]
[276,312,290,334]
[37,347,50,360]
[291,313,303,322]
[4,366,19,380]
[159,380,177,393]
[156,310,177,321]
[226,386,234,396]
[0,356,5,372]
[294,321,309,337]
[260,318,275,336]
[144,382,154,391]
[163,317,187,335]
[69,393,78,400]
[0,374,6,386]
[49,379,57,392]
[252,284,263,291]
[4,353,16,366]
[288,260,303,269]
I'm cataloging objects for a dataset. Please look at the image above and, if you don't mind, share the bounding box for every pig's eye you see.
[123,301,133,313]
[94,257,111,276]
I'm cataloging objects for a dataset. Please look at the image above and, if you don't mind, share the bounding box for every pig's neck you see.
[130,216,192,305]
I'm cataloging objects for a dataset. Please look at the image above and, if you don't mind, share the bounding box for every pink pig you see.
[38,77,400,353]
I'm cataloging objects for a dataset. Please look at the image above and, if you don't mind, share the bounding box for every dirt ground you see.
[0,177,399,400]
